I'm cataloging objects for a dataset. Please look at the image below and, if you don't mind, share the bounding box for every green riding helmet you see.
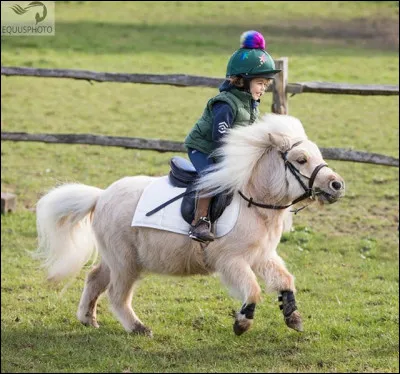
[226,48,281,79]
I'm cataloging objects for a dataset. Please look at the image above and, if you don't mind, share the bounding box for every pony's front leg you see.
[255,255,303,332]
[218,259,261,336]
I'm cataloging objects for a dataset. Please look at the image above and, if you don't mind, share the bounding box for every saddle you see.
[148,156,233,225]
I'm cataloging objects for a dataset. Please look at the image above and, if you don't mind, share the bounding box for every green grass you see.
[1,1,399,373]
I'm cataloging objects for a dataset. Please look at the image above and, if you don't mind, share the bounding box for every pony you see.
[34,113,345,337]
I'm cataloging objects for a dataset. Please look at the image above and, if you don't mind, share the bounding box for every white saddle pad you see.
[131,176,240,238]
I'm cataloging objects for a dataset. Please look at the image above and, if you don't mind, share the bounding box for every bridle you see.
[238,141,328,213]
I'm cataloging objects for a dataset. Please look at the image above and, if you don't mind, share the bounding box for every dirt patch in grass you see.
[271,16,399,51]
[324,17,398,50]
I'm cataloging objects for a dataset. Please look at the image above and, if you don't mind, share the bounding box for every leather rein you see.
[238,141,328,213]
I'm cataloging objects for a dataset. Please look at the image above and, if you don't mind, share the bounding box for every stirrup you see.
[189,217,215,243]
[194,217,211,229]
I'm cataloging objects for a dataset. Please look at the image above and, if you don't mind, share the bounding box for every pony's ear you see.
[268,133,290,152]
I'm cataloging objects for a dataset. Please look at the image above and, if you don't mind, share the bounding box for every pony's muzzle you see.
[329,180,344,192]
[315,175,345,204]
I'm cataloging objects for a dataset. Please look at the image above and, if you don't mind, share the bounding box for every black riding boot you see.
[189,195,215,243]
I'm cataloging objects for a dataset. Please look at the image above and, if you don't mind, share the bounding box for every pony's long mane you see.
[195,114,308,195]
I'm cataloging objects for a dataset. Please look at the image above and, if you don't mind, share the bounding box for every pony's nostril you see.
[330,181,342,191]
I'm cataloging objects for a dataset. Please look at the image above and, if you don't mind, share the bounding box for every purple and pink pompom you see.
[240,30,266,50]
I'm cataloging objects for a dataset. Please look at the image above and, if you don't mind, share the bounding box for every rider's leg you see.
[187,148,215,243]
[189,192,215,242]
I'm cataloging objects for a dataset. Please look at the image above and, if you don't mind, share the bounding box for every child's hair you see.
[228,76,274,89]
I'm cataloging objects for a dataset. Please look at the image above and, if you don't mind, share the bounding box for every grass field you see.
[1,1,399,373]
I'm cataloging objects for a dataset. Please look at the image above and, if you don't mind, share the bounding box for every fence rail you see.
[2,66,399,95]
[2,131,398,167]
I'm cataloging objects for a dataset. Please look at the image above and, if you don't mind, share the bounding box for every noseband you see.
[238,141,328,212]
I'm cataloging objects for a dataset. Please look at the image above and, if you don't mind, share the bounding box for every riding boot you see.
[189,193,215,243]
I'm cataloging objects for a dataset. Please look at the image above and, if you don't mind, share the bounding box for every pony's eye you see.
[297,158,307,165]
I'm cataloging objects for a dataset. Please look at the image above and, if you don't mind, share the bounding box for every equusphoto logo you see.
[1,1,55,36]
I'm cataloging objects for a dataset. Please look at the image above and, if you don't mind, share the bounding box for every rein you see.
[238,141,328,213]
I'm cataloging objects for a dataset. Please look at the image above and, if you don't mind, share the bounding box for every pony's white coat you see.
[34,114,345,335]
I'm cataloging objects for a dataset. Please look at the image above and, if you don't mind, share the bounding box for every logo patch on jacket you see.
[218,122,229,134]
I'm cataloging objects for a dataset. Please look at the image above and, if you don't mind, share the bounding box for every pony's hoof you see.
[132,324,153,338]
[143,328,153,338]
[233,317,253,336]
[81,320,99,328]
[284,311,303,332]
[91,320,100,329]
[78,314,100,328]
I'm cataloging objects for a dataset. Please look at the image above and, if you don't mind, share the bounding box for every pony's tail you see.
[34,183,103,282]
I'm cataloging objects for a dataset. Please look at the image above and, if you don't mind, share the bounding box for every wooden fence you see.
[2,64,399,95]
[1,131,398,167]
[1,59,399,168]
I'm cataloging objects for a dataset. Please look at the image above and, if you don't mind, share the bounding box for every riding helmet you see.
[225,30,281,79]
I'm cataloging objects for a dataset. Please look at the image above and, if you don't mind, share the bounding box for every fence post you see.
[1,192,16,214]
[271,57,292,232]
[271,57,289,115]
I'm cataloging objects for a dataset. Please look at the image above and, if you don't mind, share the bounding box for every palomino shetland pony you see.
[35,114,345,337]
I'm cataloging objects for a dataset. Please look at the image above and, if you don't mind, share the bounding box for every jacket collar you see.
[230,87,252,100]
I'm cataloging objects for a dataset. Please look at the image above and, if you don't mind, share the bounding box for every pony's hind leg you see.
[107,267,152,337]
[218,258,262,336]
[77,261,110,328]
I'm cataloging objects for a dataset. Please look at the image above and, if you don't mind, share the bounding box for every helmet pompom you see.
[240,30,266,50]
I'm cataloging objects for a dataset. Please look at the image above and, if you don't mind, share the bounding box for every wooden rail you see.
[2,131,398,167]
[1,66,399,95]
